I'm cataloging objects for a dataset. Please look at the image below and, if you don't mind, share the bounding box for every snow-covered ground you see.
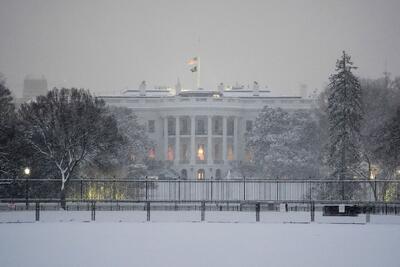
[1,210,400,267]
[1,209,400,224]
[0,219,400,267]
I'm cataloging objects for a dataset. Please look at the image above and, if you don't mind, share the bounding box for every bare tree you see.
[19,88,121,207]
[0,75,16,178]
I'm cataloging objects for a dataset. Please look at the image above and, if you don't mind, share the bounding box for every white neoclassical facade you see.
[100,82,315,180]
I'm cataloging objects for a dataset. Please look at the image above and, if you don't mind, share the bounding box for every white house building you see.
[99,81,315,180]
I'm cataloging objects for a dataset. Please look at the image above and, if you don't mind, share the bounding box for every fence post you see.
[113,178,116,200]
[80,179,83,200]
[146,202,151,221]
[25,178,29,209]
[243,176,246,201]
[210,180,213,202]
[256,202,260,222]
[35,202,40,221]
[342,181,345,201]
[276,180,279,201]
[178,179,181,201]
[145,177,148,201]
[310,201,315,222]
[201,201,205,221]
[91,201,96,221]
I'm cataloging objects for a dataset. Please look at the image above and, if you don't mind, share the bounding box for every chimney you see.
[139,81,146,96]
[252,81,259,96]
[175,78,182,96]
[218,82,224,95]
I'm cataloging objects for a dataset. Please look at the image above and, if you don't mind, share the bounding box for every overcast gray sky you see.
[1,0,400,96]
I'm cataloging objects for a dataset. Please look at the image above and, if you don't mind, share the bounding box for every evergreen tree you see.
[327,51,363,181]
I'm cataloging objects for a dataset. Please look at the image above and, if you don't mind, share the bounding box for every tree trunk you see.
[60,188,66,210]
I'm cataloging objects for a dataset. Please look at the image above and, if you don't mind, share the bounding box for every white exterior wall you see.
[101,94,315,179]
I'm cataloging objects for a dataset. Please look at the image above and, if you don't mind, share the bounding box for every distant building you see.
[100,82,315,180]
[23,75,48,100]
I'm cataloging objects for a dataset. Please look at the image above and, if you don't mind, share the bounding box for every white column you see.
[164,117,168,160]
[175,116,180,165]
[190,115,195,165]
[234,117,238,161]
[207,115,212,165]
[222,116,227,163]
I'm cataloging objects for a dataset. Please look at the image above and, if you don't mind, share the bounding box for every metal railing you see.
[1,178,399,203]
[2,199,400,223]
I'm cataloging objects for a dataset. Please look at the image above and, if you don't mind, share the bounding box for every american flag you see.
[188,57,198,65]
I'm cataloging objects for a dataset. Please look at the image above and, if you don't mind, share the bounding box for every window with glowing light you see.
[197,144,205,161]
[197,169,205,180]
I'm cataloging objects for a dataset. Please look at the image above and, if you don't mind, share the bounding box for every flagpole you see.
[197,57,201,89]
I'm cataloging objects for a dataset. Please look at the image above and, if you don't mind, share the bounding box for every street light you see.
[23,167,31,208]
[24,167,31,176]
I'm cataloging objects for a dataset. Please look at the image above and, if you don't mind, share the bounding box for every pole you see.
[91,201,96,221]
[210,179,213,202]
[256,202,260,222]
[80,179,83,200]
[35,202,40,221]
[197,57,201,89]
[146,202,151,221]
[25,178,29,209]
[201,201,205,221]
[178,179,181,201]
[145,177,148,201]
[310,201,315,222]
[243,176,246,201]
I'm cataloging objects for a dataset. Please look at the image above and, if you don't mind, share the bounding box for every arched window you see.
[215,169,222,180]
[197,169,205,180]
[181,169,188,180]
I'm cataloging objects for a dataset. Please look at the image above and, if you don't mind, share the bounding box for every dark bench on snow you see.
[323,205,361,216]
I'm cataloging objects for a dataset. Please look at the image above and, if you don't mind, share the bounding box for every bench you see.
[323,205,360,216]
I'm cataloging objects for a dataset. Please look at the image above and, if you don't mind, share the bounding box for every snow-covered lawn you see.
[0,221,399,267]
[0,211,400,267]
[1,209,400,224]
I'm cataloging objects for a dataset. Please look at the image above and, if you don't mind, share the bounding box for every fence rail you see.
[1,199,400,223]
[1,178,400,203]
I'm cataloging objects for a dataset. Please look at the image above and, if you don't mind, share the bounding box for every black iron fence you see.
[1,199,400,223]
[1,178,400,203]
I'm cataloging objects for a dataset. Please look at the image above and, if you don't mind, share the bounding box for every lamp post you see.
[23,167,31,209]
